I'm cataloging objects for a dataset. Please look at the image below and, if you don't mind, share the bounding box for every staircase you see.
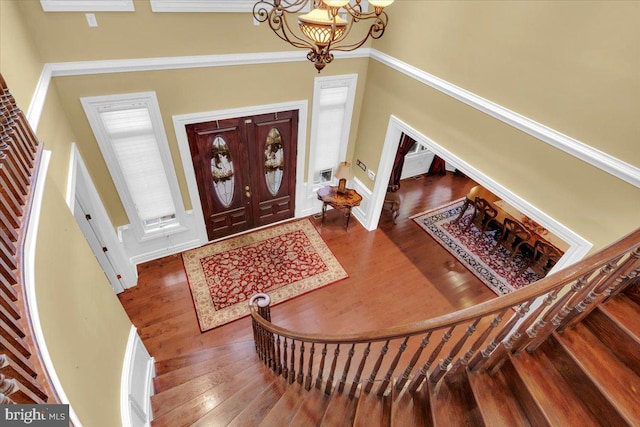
[150,285,640,426]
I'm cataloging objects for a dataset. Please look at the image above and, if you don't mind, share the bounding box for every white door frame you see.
[173,100,308,244]
[66,144,137,291]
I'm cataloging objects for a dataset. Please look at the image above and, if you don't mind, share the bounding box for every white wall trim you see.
[120,326,155,427]
[43,49,370,78]
[23,150,83,426]
[369,49,640,189]
[371,115,593,271]
[26,49,638,189]
[172,100,309,246]
[40,0,135,12]
[150,0,263,13]
[118,211,204,265]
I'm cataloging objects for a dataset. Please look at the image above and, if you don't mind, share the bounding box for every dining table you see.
[456,185,568,253]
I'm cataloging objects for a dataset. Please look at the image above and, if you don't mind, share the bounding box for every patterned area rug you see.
[183,219,348,331]
[411,198,542,296]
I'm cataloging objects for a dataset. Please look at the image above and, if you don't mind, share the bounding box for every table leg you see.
[321,202,327,224]
[346,207,352,230]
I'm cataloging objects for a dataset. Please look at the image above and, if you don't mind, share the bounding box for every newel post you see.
[249,293,275,369]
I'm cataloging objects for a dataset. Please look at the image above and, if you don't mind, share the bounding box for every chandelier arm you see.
[328,13,389,52]
[254,1,316,50]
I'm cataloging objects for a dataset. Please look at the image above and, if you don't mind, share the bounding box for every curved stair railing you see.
[249,228,640,398]
[0,73,55,405]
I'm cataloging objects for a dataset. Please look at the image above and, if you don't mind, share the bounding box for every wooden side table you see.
[317,186,363,231]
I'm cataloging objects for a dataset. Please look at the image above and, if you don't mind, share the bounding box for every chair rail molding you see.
[26,48,638,188]
[369,49,640,189]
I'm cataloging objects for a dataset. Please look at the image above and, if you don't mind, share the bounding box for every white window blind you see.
[313,86,349,183]
[99,108,176,226]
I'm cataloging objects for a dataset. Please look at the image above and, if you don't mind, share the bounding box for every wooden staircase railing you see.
[0,73,54,405]
[249,227,640,399]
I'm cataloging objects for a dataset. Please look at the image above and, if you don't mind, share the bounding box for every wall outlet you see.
[356,159,366,171]
[367,169,376,180]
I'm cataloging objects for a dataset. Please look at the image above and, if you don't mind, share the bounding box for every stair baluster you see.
[349,343,371,398]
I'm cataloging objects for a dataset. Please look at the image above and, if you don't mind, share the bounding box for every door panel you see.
[187,110,298,241]
[249,111,298,227]
[187,118,252,240]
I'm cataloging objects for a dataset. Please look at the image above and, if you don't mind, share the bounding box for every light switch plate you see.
[367,169,376,180]
[86,13,98,27]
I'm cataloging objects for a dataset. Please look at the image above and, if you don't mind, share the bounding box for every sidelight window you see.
[81,92,187,241]
[309,74,358,190]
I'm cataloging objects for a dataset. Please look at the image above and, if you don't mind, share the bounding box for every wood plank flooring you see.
[119,172,496,362]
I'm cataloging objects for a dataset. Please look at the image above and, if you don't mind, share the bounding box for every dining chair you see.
[464,197,498,235]
[519,240,562,277]
[490,218,531,260]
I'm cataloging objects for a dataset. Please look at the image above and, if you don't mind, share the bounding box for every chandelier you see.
[253,0,395,72]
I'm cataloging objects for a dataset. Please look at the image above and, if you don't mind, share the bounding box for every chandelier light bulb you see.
[323,0,350,7]
[369,0,394,7]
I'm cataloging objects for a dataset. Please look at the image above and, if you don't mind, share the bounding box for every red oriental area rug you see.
[183,219,348,331]
[411,198,543,296]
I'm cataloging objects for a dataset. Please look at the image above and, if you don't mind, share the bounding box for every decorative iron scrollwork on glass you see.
[211,136,234,207]
[264,127,285,196]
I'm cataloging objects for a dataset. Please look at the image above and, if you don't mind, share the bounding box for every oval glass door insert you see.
[264,127,284,196]
[211,136,235,207]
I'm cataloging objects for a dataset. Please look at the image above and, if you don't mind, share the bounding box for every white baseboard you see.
[121,326,155,427]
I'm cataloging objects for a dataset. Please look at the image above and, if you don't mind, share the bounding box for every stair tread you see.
[154,340,255,375]
[429,375,484,427]
[583,303,640,377]
[151,360,265,423]
[226,376,288,426]
[258,381,306,426]
[508,349,603,426]
[467,369,532,427]
[555,324,640,424]
[319,387,359,426]
[353,391,392,427]
[288,385,332,426]
[598,294,640,341]
[154,351,256,392]
[192,369,279,426]
[390,385,430,427]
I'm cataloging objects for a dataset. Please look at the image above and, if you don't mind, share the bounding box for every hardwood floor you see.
[119,172,496,362]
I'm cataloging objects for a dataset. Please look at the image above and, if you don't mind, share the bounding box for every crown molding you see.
[25,48,639,188]
[369,49,640,188]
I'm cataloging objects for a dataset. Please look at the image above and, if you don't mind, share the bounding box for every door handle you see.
[245,191,251,198]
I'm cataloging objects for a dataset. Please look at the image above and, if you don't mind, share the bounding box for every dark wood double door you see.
[186,110,298,241]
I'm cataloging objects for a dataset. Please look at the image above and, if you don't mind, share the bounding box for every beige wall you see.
[52,58,369,227]
[355,61,640,249]
[374,0,640,165]
[355,0,640,249]
[1,2,131,425]
[17,0,299,62]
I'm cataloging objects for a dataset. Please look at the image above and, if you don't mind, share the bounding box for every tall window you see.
[82,92,186,241]
[308,74,358,190]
